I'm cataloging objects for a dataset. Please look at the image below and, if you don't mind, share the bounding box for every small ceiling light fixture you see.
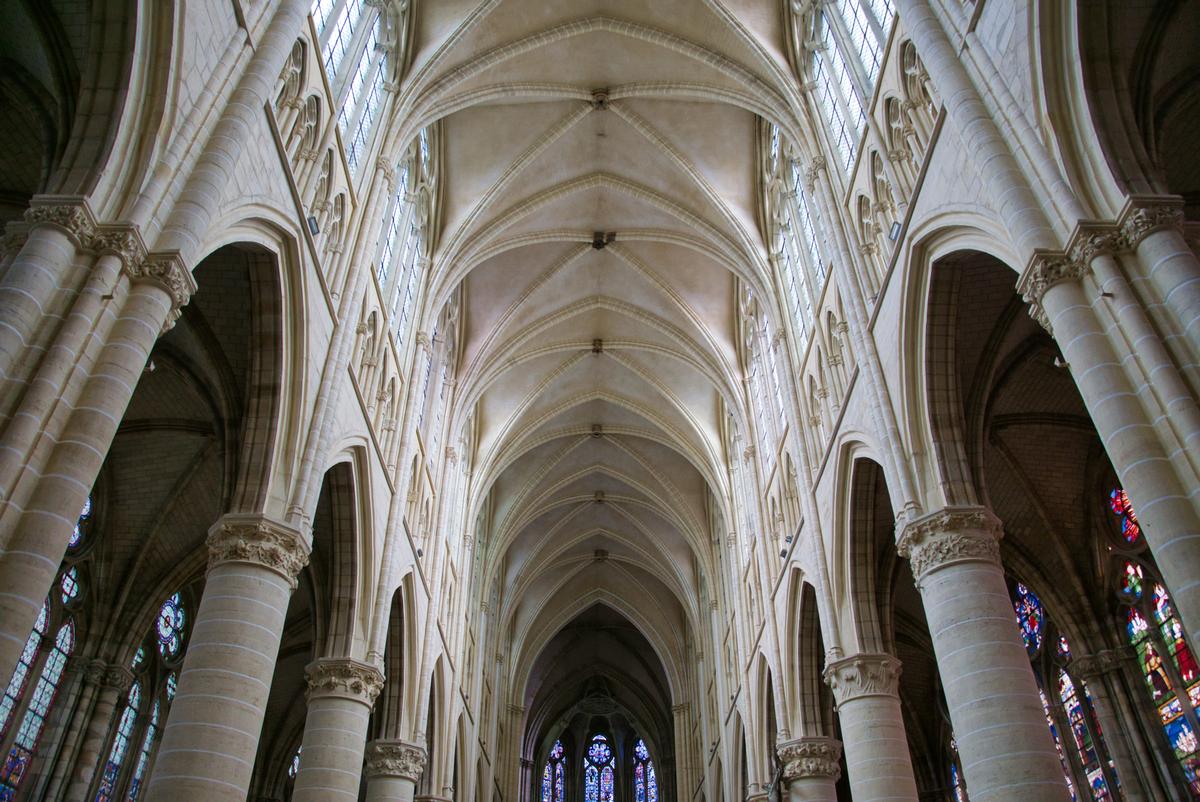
[307,215,320,235]
[592,231,616,249]
[888,221,902,241]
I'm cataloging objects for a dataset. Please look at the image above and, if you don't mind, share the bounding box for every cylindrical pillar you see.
[144,514,309,801]
[60,661,133,800]
[1072,650,1148,802]
[1020,261,1200,648]
[898,507,1071,802]
[823,653,919,802]
[292,658,384,801]
[1123,200,1200,356]
[364,740,427,802]
[0,255,194,680]
[776,737,841,802]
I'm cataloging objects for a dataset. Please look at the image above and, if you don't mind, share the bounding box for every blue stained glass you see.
[633,738,658,802]
[541,739,565,802]
[1013,583,1045,656]
[584,734,614,802]
[70,495,92,549]
[156,593,185,659]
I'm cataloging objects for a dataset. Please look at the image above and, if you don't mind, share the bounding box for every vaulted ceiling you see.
[394,0,797,736]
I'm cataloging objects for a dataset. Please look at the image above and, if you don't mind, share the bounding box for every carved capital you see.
[305,658,384,704]
[1018,249,1093,335]
[1072,647,1134,680]
[124,251,198,334]
[85,659,134,691]
[24,197,96,246]
[365,739,427,781]
[1068,223,1126,264]
[378,157,398,190]
[89,224,148,267]
[823,652,902,705]
[1120,196,1185,248]
[776,737,842,782]
[206,513,310,589]
[897,506,1002,584]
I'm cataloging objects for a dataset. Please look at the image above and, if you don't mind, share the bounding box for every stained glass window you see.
[1012,582,1045,657]
[0,601,48,741]
[1039,688,1077,801]
[948,738,968,802]
[123,699,159,802]
[61,567,80,605]
[1119,562,1143,600]
[156,593,186,660]
[94,682,141,802]
[541,740,565,802]
[633,738,658,802]
[1059,670,1112,800]
[288,746,302,779]
[583,734,615,802]
[70,495,92,549]
[1109,488,1141,544]
[0,617,74,798]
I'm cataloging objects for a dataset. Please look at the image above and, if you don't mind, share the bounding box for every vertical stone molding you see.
[1069,651,1147,802]
[777,737,841,802]
[145,514,308,802]
[1120,194,1200,358]
[293,658,384,801]
[898,508,1071,802]
[365,739,427,802]
[822,653,917,802]
[62,661,135,799]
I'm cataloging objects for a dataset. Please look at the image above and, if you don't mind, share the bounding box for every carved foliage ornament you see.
[823,653,902,705]
[85,660,134,692]
[305,658,384,704]
[777,737,842,781]
[1017,252,1090,334]
[896,507,1002,582]
[366,740,427,781]
[1121,200,1185,248]
[206,515,311,588]
[25,200,96,245]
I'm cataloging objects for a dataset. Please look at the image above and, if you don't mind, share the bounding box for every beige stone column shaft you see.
[1072,650,1147,802]
[365,740,427,802]
[292,658,384,801]
[822,653,919,802]
[0,199,93,382]
[1021,262,1200,646]
[145,515,309,801]
[1122,199,1200,356]
[777,737,841,802]
[63,661,133,800]
[0,256,193,679]
[899,508,1071,802]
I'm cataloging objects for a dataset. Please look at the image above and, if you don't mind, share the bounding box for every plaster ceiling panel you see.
[481,184,704,243]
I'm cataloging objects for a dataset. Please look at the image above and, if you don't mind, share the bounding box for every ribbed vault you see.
[397,0,795,769]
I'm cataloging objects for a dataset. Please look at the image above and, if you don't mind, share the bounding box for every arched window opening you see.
[947,737,968,801]
[0,497,90,798]
[583,733,615,802]
[633,738,658,802]
[378,129,434,347]
[94,591,191,801]
[540,739,565,802]
[1010,582,1120,799]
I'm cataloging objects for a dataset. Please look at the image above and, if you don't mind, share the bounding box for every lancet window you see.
[1010,581,1120,799]
[764,124,829,352]
[377,129,435,348]
[583,733,615,802]
[540,739,565,802]
[93,591,190,801]
[632,738,658,802]
[0,497,91,798]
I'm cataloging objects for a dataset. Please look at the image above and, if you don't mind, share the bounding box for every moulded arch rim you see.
[509,590,685,707]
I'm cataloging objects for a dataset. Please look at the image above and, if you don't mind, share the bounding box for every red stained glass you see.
[1109,488,1142,544]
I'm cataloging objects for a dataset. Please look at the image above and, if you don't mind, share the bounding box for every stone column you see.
[1019,257,1200,648]
[292,658,384,801]
[898,507,1071,802]
[822,653,919,802]
[1072,650,1147,802]
[145,514,309,802]
[776,737,841,802]
[1122,197,1200,356]
[57,661,133,800]
[0,254,194,682]
[365,740,427,802]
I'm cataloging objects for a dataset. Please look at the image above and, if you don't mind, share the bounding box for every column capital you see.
[84,659,134,691]
[304,657,384,705]
[206,513,310,589]
[124,250,198,334]
[896,506,1002,584]
[1071,647,1134,680]
[776,736,842,782]
[1119,194,1185,248]
[823,652,902,705]
[24,195,97,246]
[89,223,148,268]
[365,738,427,781]
[1017,251,1091,335]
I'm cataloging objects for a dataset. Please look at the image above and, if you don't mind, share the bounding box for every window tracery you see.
[633,738,658,802]
[377,129,435,347]
[0,497,90,798]
[540,739,565,802]
[583,733,615,802]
